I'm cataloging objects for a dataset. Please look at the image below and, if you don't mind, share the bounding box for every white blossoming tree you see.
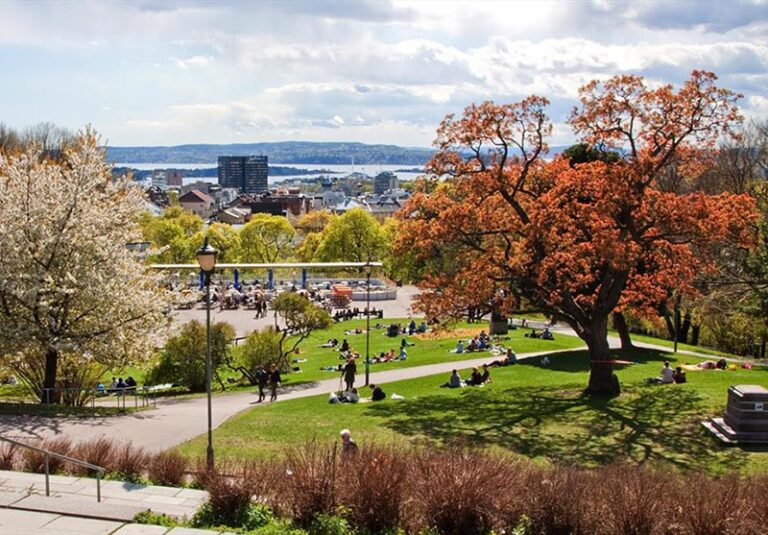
[0,129,169,404]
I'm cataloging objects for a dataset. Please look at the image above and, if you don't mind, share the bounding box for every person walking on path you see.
[340,428,358,455]
[255,365,268,402]
[343,357,357,391]
[269,364,281,402]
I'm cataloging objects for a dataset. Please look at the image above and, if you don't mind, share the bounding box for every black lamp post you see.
[196,237,217,470]
[364,262,372,386]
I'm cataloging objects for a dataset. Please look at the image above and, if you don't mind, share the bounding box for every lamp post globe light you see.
[196,237,217,470]
[364,262,372,386]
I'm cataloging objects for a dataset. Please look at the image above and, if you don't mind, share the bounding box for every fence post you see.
[96,471,101,503]
[44,453,50,497]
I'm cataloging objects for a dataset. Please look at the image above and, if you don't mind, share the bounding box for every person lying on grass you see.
[487,348,517,367]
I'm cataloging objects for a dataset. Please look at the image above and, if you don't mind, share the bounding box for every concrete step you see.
[5,494,148,522]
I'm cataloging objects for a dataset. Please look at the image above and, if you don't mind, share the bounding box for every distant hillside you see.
[106,141,436,165]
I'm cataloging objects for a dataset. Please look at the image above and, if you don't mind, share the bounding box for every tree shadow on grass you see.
[365,383,742,472]
[518,348,673,373]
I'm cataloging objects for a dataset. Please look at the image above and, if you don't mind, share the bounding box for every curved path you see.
[0,347,579,452]
[0,323,745,452]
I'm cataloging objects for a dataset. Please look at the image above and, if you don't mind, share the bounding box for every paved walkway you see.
[1,316,748,451]
[0,347,574,451]
[0,470,219,534]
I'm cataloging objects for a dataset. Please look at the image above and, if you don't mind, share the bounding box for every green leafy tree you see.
[205,223,242,263]
[239,214,296,263]
[226,328,282,384]
[272,293,332,371]
[140,206,204,263]
[296,231,324,263]
[314,208,387,264]
[148,320,235,391]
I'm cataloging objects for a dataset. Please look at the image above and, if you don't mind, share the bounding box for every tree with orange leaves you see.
[397,71,757,396]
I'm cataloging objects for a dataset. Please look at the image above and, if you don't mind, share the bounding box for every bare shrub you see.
[196,465,258,528]
[20,437,72,474]
[671,472,758,535]
[70,437,116,475]
[410,447,515,535]
[585,463,672,535]
[113,442,149,482]
[149,451,188,486]
[0,442,18,470]
[337,444,411,534]
[278,441,340,527]
[518,464,590,535]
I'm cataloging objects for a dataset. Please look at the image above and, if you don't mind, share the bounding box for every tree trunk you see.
[584,317,621,397]
[663,312,675,341]
[42,347,59,404]
[690,324,700,346]
[612,312,633,349]
[680,312,692,344]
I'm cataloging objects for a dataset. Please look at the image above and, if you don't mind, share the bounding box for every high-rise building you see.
[218,155,268,193]
[373,171,398,194]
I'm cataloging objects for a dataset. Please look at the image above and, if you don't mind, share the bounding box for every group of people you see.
[333,307,383,322]
[253,364,283,402]
[524,327,554,340]
[386,320,428,337]
[455,331,492,353]
[96,376,137,395]
[442,365,493,388]
[648,361,687,384]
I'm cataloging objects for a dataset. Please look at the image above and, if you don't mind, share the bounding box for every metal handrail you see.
[0,435,104,502]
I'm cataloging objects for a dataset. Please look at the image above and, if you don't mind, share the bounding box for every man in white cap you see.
[340,428,358,454]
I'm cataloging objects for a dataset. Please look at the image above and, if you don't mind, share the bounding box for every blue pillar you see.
[268,269,274,290]
[302,268,307,289]
[199,270,204,290]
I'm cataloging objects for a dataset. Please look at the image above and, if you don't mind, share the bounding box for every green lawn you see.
[623,332,744,359]
[257,319,584,385]
[177,346,768,475]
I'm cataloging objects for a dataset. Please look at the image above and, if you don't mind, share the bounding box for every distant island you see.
[112,165,340,181]
[394,167,424,173]
[106,141,435,165]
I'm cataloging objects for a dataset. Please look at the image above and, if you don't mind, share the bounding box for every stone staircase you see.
[0,470,230,534]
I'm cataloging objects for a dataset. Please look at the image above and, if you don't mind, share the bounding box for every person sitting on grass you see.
[340,338,350,352]
[465,367,483,386]
[399,347,408,360]
[647,361,675,384]
[480,364,492,384]
[673,366,687,384]
[467,337,479,352]
[370,383,386,401]
[541,327,554,340]
[487,348,517,367]
[455,340,465,354]
[441,369,462,388]
[716,358,728,370]
[345,387,360,403]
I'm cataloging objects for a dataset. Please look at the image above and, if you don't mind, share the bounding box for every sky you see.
[0,0,767,148]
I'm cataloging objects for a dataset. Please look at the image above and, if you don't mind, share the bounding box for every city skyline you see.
[0,0,767,148]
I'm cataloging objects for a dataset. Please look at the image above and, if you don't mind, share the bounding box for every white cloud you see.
[173,55,214,69]
[1,0,766,146]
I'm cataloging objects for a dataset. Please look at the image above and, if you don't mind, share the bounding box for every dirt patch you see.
[415,327,487,341]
